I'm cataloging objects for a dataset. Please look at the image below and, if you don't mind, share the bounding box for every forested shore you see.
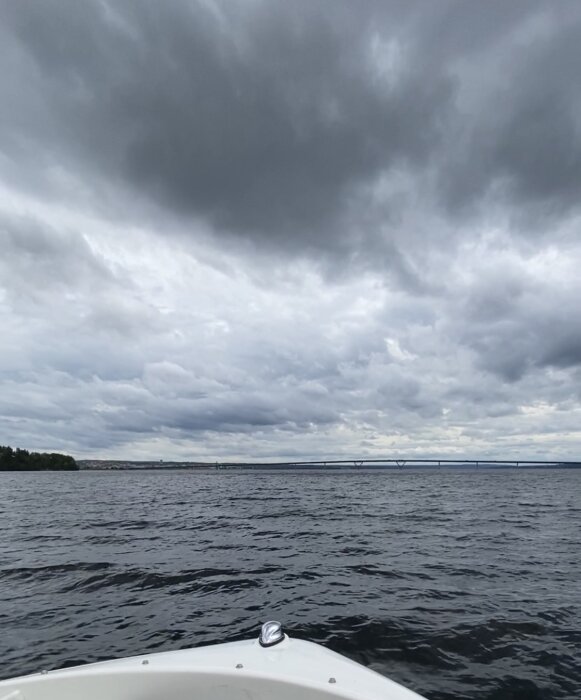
[0,445,78,471]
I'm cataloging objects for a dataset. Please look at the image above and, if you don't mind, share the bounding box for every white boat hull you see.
[0,631,427,700]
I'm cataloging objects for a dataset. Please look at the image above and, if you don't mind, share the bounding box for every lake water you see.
[1,469,580,699]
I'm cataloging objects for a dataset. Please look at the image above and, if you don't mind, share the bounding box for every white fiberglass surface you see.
[0,670,416,700]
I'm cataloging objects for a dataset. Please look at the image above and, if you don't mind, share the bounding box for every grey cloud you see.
[539,330,581,370]
[0,213,115,303]
[2,1,581,263]
[438,8,581,223]
[452,269,581,382]
[1,0,455,261]
[3,0,581,267]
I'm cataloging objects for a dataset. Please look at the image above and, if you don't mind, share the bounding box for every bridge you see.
[214,458,580,469]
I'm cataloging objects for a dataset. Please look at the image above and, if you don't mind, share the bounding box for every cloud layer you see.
[1,0,581,459]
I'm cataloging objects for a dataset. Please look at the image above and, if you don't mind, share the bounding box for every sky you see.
[1,0,581,461]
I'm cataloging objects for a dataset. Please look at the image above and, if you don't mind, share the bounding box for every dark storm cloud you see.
[1,0,454,257]
[440,9,581,222]
[3,1,581,253]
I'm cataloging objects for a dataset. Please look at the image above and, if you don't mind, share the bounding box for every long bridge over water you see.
[215,458,581,469]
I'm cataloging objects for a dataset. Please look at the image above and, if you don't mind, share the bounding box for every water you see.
[1,469,580,699]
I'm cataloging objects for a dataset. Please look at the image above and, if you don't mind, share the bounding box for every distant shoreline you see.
[77,460,581,471]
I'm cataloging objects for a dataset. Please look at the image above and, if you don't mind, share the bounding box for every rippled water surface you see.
[1,469,580,699]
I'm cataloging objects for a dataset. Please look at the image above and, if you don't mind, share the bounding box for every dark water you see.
[1,469,580,699]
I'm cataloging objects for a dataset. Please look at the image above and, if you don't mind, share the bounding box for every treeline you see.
[0,445,78,471]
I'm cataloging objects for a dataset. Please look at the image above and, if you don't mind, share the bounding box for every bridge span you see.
[215,458,580,470]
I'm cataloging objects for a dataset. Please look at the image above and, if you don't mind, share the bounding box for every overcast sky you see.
[1,1,581,461]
